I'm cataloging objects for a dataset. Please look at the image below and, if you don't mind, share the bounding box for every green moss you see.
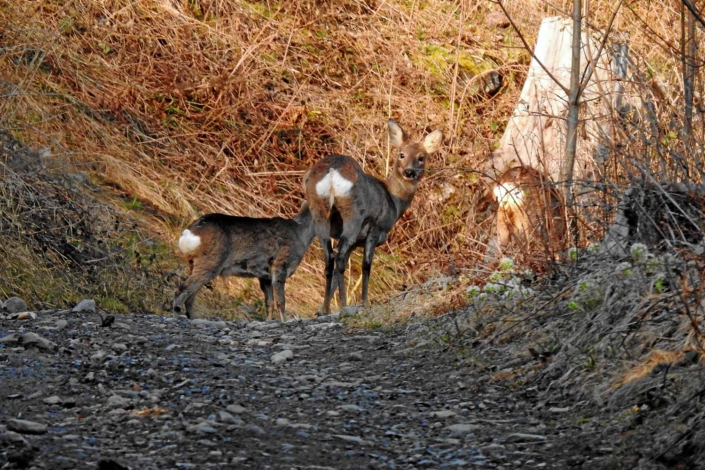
[98,296,129,314]
[416,44,482,78]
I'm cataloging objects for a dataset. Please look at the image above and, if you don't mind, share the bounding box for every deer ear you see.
[387,119,406,147]
[422,130,443,154]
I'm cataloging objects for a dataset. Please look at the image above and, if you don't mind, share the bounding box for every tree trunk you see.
[487,17,614,186]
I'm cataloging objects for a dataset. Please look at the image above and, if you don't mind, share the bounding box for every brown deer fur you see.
[173,203,314,320]
[494,166,566,258]
[304,119,443,314]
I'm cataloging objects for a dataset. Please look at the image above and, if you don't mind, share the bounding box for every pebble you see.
[226,404,247,414]
[19,332,57,351]
[338,404,364,412]
[271,349,294,364]
[505,433,547,443]
[191,319,227,329]
[446,423,482,437]
[349,352,364,361]
[11,311,37,321]
[72,299,96,313]
[3,296,28,314]
[333,434,368,445]
[107,395,132,408]
[429,410,457,419]
[217,410,243,426]
[6,418,48,435]
[43,395,63,405]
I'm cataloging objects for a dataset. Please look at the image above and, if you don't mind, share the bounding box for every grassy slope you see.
[0,0,694,317]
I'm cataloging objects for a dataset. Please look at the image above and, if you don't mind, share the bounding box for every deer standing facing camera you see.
[173,202,314,320]
[304,119,443,315]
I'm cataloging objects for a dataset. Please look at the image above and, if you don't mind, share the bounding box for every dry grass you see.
[612,349,685,389]
[0,0,701,315]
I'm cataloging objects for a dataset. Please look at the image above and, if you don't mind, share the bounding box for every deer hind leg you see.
[319,236,335,315]
[273,275,286,322]
[258,277,274,320]
[174,256,222,319]
[334,219,364,308]
[269,253,289,321]
[361,229,381,307]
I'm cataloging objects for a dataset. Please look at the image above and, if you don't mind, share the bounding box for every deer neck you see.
[295,205,316,246]
[385,174,417,219]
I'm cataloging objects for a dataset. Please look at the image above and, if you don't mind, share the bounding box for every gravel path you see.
[1,311,589,469]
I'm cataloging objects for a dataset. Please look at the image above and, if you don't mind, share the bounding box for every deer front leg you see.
[319,237,335,315]
[334,236,358,309]
[273,278,286,322]
[361,230,381,307]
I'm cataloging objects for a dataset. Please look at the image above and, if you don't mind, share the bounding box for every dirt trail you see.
[0,310,601,469]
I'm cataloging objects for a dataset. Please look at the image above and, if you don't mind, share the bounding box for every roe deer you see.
[303,119,443,314]
[173,202,314,320]
[494,165,566,258]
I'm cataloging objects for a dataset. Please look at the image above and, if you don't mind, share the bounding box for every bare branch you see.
[495,1,570,96]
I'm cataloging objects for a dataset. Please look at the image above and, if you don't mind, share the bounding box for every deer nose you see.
[404,169,422,179]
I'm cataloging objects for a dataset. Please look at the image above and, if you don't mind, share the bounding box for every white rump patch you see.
[315,169,354,207]
[494,182,524,209]
[178,229,201,254]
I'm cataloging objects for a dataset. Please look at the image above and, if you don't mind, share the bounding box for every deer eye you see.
[418,157,425,164]
[399,152,405,160]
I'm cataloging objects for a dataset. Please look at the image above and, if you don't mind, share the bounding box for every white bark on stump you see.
[487,16,617,184]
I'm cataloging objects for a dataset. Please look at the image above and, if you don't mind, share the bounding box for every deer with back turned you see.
[304,119,443,315]
[173,202,314,320]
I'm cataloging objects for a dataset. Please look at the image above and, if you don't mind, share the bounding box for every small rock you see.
[549,407,570,413]
[56,319,68,330]
[111,343,128,352]
[226,404,247,414]
[191,319,227,329]
[333,434,368,445]
[446,423,481,437]
[505,433,547,443]
[107,395,131,409]
[249,321,282,331]
[13,311,37,321]
[73,299,96,313]
[187,422,216,435]
[349,352,364,361]
[217,410,243,426]
[3,297,28,314]
[429,410,457,419]
[0,333,20,346]
[244,424,266,436]
[6,419,48,435]
[19,332,57,351]
[271,349,294,364]
[0,430,29,447]
[338,404,363,413]
[43,396,63,405]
